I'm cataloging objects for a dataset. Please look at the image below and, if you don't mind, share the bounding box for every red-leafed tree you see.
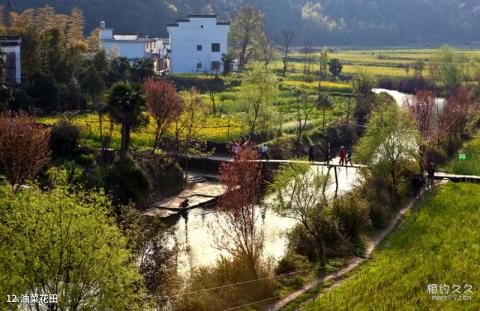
[143,78,184,154]
[0,112,51,191]
[440,87,471,152]
[405,90,437,170]
[406,90,436,141]
[217,149,263,277]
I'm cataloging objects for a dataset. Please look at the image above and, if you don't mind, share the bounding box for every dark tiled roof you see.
[217,22,230,25]
[188,14,217,18]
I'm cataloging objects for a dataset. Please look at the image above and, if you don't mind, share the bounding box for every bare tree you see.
[257,32,275,68]
[302,41,314,77]
[0,112,51,191]
[229,5,265,69]
[173,89,210,182]
[279,30,294,76]
[294,87,316,147]
[405,90,436,171]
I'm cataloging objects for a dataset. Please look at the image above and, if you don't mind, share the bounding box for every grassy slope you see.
[305,183,480,310]
[440,133,480,176]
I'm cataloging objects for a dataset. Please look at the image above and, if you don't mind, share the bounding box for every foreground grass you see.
[304,183,480,310]
[440,133,480,176]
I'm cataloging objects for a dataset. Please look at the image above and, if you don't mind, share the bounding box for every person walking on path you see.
[346,147,353,166]
[427,162,435,189]
[233,140,241,158]
[339,146,347,166]
[242,135,251,149]
[324,142,331,164]
[411,174,423,198]
[261,143,269,161]
[308,144,315,162]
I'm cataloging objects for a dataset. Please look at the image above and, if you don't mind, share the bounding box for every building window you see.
[197,45,202,51]
[197,63,203,69]
[211,61,221,71]
[211,43,220,52]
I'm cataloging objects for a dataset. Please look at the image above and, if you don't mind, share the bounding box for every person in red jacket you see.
[339,146,347,166]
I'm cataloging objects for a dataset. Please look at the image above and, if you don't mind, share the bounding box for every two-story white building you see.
[167,15,230,74]
[99,21,156,59]
[0,36,21,85]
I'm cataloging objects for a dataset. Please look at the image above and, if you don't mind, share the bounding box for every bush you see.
[0,184,145,310]
[26,72,59,112]
[287,208,349,261]
[8,88,33,111]
[275,253,311,288]
[50,120,80,157]
[105,158,151,209]
[286,224,318,261]
[275,252,310,275]
[378,77,435,94]
[333,192,371,241]
[77,153,95,166]
[357,173,392,228]
[175,255,275,311]
[134,152,184,200]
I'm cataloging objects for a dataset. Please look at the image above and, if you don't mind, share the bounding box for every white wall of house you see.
[167,15,229,74]
[1,43,21,85]
[99,22,153,59]
[100,40,151,59]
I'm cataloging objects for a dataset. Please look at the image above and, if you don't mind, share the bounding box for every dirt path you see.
[268,192,424,311]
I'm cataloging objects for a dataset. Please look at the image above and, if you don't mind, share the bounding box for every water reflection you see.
[169,163,361,274]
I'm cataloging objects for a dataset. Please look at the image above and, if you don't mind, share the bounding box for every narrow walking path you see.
[268,189,429,311]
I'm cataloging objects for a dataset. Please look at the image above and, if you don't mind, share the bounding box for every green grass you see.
[303,183,480,310]
[440,133,480,176]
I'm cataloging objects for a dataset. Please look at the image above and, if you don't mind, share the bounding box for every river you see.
[169,163,361,275]
[169,88,437,274]
[372,88,445,108]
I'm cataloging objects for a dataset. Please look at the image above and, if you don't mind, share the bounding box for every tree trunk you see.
[322,109,326,129]
[316,236,326,267]
[120,122,131,162]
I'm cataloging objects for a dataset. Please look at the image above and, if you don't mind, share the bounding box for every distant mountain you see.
[13,0,480,47]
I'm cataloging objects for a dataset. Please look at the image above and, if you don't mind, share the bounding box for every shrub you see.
[105,158,151,209]
[8,89,33,111]
[287,224,318,261]
[0,184,145,310]
[275,252,310,275]
[175,255,274,311]
[378,77,435,94]
[275,252,311,288]
[134,152,184,200]
[286,209,349,261]
[77,153,95,166]
[50,120,80,157]
[26,72,59,112]
[333,192,370,240]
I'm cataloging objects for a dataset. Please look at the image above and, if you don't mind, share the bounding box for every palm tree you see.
[328,58,343,80]
[106,82,147,162]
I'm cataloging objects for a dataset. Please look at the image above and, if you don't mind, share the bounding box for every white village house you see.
[99,21,156,59]
[167,15,230,74]
[0,36,21,85]
[98,21,170,73]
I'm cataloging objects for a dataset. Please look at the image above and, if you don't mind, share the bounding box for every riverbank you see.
[271,185,427,310]
[303,182,480,310]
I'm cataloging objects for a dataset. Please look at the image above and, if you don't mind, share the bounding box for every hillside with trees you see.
[13,0,480,46]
